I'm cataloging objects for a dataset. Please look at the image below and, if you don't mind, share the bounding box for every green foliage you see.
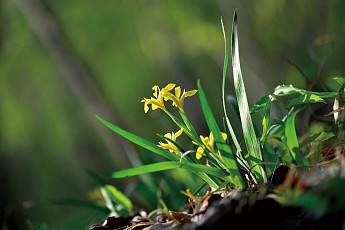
[104,161,228,179]
[250,75,345,167]
[96,10,345,195]
[197,80,246,188]
[96,116,179,161]
[230,10,267,182]
[5,1,345,228]
[285,111,303,165]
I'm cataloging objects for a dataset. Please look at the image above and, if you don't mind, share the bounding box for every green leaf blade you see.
[285,112,303,165]
[198,80,246,189]
[221,17,242,155]
[230,10,266,182]
[105,161,229,179]
[286,94,325,108]
[96,116,178,161]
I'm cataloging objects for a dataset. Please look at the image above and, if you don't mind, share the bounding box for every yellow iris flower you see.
[141,84,176,113]
[162,86,197,110]
[194,132,227,159]
[158,128,183,153]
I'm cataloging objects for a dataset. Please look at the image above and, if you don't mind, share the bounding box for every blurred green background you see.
[1,0,345,229]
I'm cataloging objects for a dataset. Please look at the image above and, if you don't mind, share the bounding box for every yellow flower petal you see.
[161,85,197,110]
[174,128,184,140]
[184,90,198,97]
[162,91,180,107]
[196,147,204,159]
[164,83,176,91]
[151,104,159,110]
[152,85,159,98]
[209,132,214,146]
[144,103,149,113]
[175,86,181,98]
[141,98,150,113]
[158,129,183,153]
[221,132,227,141]
[164,133,172,139]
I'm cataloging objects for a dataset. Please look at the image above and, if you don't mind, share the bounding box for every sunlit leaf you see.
[286,93,325,108]
[310,91,339,98]
[105,161,229,179]
[96,116,178,161]
[231,9,266,182]
[285,112,303,165]
[221,18,242,155]
[273,84,305,96]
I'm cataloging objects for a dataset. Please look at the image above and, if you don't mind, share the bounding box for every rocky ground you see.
[89,164,345,230]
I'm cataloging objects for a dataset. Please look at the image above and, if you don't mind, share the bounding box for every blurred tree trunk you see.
[13,0,133,168]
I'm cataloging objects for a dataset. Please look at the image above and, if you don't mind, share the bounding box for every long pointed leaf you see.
[285,111,303,165]
[96,116,178,161]
[198,80,246,189]
[221,18,242,154]
[105,161,229,179]
[230,10,266,181]
[97,109,219,189]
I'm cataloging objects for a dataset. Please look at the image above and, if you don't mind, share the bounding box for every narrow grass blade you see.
[96,116,178,161]
[230,10,266,181]
[198,80,246,188]
[222,118,251,173]
[221,18,242,154]
[179,109,199,138]
[285,111,303,165]
[193,182,208,195]
[164,110,198,143]
[216,181,228,191]
[105,161,229,179]
[98,116,221,188]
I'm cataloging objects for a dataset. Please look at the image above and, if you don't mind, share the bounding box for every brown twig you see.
[323,106,345,117]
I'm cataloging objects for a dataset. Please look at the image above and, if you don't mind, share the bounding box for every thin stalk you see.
[179,109,199,138]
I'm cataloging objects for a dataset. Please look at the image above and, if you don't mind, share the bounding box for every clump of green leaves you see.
[97,10,345,194]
